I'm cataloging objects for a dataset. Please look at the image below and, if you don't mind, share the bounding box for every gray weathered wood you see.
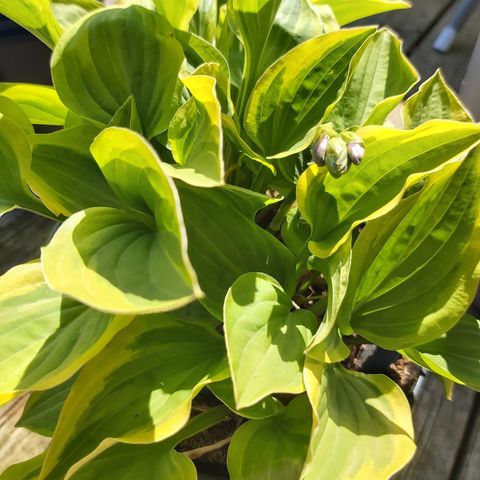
[394,376,476,480]
[452,395,480,480]
[0,397,49,473]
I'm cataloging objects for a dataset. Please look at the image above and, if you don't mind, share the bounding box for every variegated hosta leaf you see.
[0,114,51,217]
[51,5,183,138]
[70,442,196,480]
[0,96,34,135]
[310,0,410,26]
[179,186,295,318]
[0,83,67,126]
[227,0,282,113]
[167,75,224,187]
[190,0,217,43]
[42,127,201,315]
[344,149,480,348]
[227,395,311,480]
[305,242,350,363]
[39,313,228,480]
[0,0,62,49]
[224,272,316,409]
[52,0,102,29]
[297,120,480,259]
[402,313,480,391]
[209,378,284,419]
[402,70,473,129]
[0,453,45,480]
[244,27,375,158]
[302,361,415,480]
[29,126,120,217]
[17,376,77,437]
[0,263,132,405]
[153,0,199,30]
[325,28,419,129]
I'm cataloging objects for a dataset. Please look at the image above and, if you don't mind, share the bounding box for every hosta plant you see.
[1,0,480,479]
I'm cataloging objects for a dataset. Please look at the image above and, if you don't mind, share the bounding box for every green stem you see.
[269,189,295,232]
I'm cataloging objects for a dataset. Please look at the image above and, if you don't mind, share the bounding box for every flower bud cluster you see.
[312,124,366,178]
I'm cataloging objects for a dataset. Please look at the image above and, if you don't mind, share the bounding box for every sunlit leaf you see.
[0,0,62,49]
[42,128,201,315]
[325,29,419,129]
[39,313,228,480]
[402,70,473,129]
[297,120,480,258]
[244,27,375,158]
[343,149,480,348]
[0,263,131,405]
[51,5,183,138]
[301,361,415,480]
[311,0,410,25]
[227,395,311,480]
[167,75,224,187]
[153,0,199,30]
[225,272,316,408]
[402,313,480,391]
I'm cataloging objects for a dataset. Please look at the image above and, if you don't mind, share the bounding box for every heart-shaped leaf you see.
[51,5,183,138]
[301,361,415,480]
[225,272,316,409]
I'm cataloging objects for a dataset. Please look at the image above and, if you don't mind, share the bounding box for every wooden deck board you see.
[394,377,477,479]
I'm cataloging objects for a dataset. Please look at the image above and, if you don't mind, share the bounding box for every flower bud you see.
[341,131,365,166]
[312,134,330,165]
[347,141,365,165]
[325,136,349,178]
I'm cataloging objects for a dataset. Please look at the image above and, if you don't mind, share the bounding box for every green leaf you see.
[310,0,410,26]
[167,75,224,187]
[0,0,62,49]
[402,313,480,391]
[244,27,375,158]
[0,263,131,405]
[302,361,415,480]
[344,149,480,348]
[153,0,199,30]
[29,126,120,217]
[228,0,282,114]
[52,0,102,29]
[17,376,77,437]
[402,70,473,129]
[325,29,419,130]
[0,96,34,135]
[227,395,311,480]
[0,83,67,126]
[0,453,45,480]
[179,186,296,318]
[51,5,183,138]
[209,378,284,419]
[0,114,50,216]
[305,242,350,363]
[190,0,217,43]
[281,207,311,256]
[42,127,202,314]
[39,313,228,480]
[70,442,196,480]
[225,272,316,409]
[297,120,480,258]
